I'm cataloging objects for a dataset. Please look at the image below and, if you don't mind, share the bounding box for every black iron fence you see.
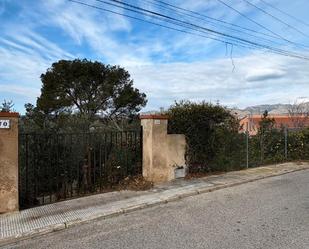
[19,130,142,209]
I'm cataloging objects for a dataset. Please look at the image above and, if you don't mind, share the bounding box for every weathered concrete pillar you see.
[140,114,186,183]
[0,112,19,214]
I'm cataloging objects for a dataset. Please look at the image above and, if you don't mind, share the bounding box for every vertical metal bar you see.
[129,131,135,172]
[85,133,88,194]
[128,132,131,174]
[260,131,263,165]
[70,134,73,198]
[63,134,67,200]
[41,134,45,205]
[77,134,82,197]
[246,130,249,169]
[115,131,119,183]
[89,133,92,193]
[134,131,137,174]
[120,131,124,178]
[104,132,108,185]
[125,131,129,175]
[99,135,102,191]
[93,133,96,192]
[110,132,113,185]
[34,134,38,206]
[284,126,288,160]
[25,134,29,207]
[56,134,60,200]
[140,126,143,175]
[49,134,53,204]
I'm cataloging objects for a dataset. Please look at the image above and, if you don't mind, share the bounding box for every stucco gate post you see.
[140,114,187,184]
[0,112,19,214]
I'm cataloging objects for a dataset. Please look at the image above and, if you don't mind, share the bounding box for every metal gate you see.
[18,130,142,209]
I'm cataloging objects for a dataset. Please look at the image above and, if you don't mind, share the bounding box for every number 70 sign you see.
[0,120,10,129]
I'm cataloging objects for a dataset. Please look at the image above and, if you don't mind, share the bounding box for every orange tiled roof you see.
[240,115,309,129]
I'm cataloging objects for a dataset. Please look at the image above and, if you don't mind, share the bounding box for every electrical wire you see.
[141,0,286,47]
[259,0,309,28]
[215,0,308,49]
[92,0,261,47]
[68,0,309,60]
[102,0,309,51]
[148,0,281,40]
[241,0,309,38]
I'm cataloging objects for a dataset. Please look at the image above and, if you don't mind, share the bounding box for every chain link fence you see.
[188,127,309,173]
[245,128,309,168]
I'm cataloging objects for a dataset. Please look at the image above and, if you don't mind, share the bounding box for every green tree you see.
[37,59,147,119]
[20,103,59,132]
[257,110,284,163]
[0,100,14,112]
[258,110,275,133]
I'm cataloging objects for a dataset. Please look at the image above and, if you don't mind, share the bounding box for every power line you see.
[142,0,287,48]
[92,0,260,47]
[90,0,280,51]
[68,0,309,60]
[67,0,248,47]
[241,0,309,38]
[148,0,281,41]
[215,0,308,49]
[78,0,309,59]
[99,0,266,44]
[102,0,308,51]
[151,0,309,49]
[259,0,309,28]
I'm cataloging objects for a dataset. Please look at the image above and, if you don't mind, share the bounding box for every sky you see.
[1,0,309,113]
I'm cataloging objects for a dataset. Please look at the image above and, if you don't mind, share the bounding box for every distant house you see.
[239,115,309,135]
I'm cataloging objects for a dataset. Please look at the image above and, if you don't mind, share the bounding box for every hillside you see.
[232,102,309,118]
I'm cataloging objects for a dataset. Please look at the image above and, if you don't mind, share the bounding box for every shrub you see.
[167,100,243,173]
[168,101,309,173]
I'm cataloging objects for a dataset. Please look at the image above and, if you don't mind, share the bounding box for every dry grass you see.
[117,175,154,191]
[185,171,225,180]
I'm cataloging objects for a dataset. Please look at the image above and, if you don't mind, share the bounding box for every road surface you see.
[3,170,309,249]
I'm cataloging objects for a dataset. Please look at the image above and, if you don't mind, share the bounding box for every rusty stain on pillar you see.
[140,114,186,183]
[0,112,19,214]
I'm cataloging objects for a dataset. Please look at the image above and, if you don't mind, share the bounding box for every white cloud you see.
[246,68,285,82]
[128,52,309,110]
[40,0,150,66]
[1,0,309,113]
[0,85,38,99]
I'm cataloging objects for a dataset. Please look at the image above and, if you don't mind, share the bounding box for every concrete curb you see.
[0,223,66,247]
[1,166,309,247]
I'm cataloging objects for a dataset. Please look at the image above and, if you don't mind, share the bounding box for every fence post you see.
[260,129,264,164]
[246,130,249,169]
[284,126,288,160]
[0,112,19,214]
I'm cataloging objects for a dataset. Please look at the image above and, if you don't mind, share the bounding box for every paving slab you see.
[1,162,309,246]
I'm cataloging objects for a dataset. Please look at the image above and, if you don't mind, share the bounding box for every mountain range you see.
[142,102,309,118]
[232,102,309,118]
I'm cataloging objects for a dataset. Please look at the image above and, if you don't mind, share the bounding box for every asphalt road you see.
[3,170,309,249]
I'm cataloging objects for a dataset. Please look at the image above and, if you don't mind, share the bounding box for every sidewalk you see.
[1,162,309,246]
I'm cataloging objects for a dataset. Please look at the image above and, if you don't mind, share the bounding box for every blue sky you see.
[1,0,309,113]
